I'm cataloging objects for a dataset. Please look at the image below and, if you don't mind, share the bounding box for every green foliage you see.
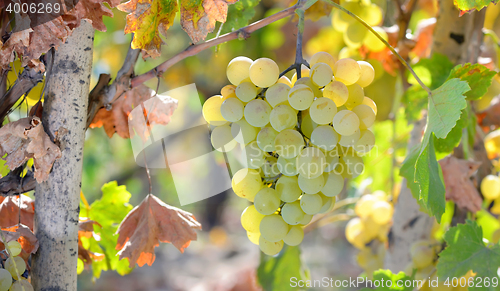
[360,270,414,291]
[404,54,454,122]
[433,106,468,153]
[414,135,446,222]
[401,79,469,222]
[221,0,261,34]
[453,0,497,14]
[437,220,500,279]
[447,64,496,100]
[80,181,134,278]
[257,246,309,291]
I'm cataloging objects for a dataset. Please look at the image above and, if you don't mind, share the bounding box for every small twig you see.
[0,67,43,124]
[131,4,303,87]
[322,0,431,94]
[0,169,36,197]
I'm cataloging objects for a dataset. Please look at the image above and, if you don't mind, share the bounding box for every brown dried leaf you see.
[0,195,35,230]
[89,85,178,140]
[180,0,237,43]
[79,220,101,238]
[115,194,202,267]
[439,156,482,212]
[0,0,117,71]
[0,116,62,182]
[0,224,39,255]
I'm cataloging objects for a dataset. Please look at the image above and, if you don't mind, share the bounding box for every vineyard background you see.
[1,0,500,290]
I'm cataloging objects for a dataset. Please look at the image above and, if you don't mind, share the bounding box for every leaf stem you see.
[322,0,432,94]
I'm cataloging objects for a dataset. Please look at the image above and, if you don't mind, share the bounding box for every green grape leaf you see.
[401,79,469,222]
[82,181,134,278]
[258,246,309,291]
[415,135,446,222]
[221,0,260,34]
[453,0,497,15]
[359,270,415,291]
[447,63,496,100]
[403,54,454,123]
[403,86,428,123]
[434,107,468,153]
[407,54,455,90]
[437,220,500,280]
[423,78,469,143]
[399,147,427,211]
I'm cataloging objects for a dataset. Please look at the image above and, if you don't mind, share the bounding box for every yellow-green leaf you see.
[118,0,178,57]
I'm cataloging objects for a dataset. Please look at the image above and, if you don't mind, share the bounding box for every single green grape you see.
[283,225,304,246]
[254,188,281,215]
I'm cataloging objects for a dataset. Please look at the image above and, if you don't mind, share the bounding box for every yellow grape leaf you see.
[180,0,238,43]
[118,0,179,58]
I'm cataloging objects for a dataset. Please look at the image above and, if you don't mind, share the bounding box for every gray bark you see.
[32,20,94,291]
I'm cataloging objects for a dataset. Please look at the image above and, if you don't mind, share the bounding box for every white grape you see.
[231,168,263,201]
[231,118,258,145]
[236,82,258,102]
[220,97,244,122]
[257,127,279,152]
[296,147,326,179]
[277,156,299,176]
[309,97,337,125]
[276,175,302,202]
[321,172,344,197]
[311,125,339,151]
[310,62,333,87]
[266,83,291,107]
[249,58,280,88]
[288,84,314,110]
[300,193,323,215]
[254,188,281,215]
[269,104,298,132]
[283,225,304,246]
[227,56,253,86]
[275,129,305,159]
[333,58,361,85]
[244,99,272,127]
[211,125,237,152]
[281,202,305,225]
[298,174,325,194]
[333,110,360,136]
[260,214,289,242]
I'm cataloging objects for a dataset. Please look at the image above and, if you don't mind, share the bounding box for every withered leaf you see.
[180,0,238,43]
[115,194,202,267]
[439,156,482,212]
[0,195,35,230]
[118,0,178,58]
[0,0,118,71]
[0,116,62,182]
[89,85,178,140]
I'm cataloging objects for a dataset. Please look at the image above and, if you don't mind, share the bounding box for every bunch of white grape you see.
[331,0,388,53]
[345,191,392,275]
[202,52,378,255]
[0,241,33,291]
